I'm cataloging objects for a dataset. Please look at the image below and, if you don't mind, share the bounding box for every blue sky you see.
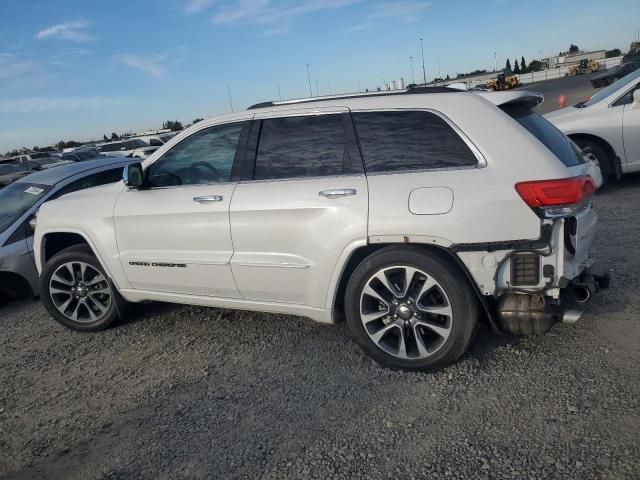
[1,0,638,151]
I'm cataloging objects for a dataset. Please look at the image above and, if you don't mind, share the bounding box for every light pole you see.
[410,56,415,84]
[227,86,234,112]
[420,37,427,85]
[494,51,497,72]
[306,64,313,97]
[357,80,361,92]
[437,56,441,79]
[277,82,282,101]
[328,81,332,95]
[315,80,319,97]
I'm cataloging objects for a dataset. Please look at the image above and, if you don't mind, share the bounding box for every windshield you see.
[582,68,640,107]
[100,143,124,152]
[123,139,148,149]
[0,183,51,234]
[501,104,585,167]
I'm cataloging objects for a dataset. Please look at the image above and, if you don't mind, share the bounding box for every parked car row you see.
[590,61,639,88]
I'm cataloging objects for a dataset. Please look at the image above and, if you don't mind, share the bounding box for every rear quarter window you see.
[500,104,585,167]
[352,111,478,173]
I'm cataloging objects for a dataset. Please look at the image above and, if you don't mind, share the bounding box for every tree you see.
[103,134,109,142]
[606,48,622,58]
[505,59,512,72]
[32,146,40,152]
[163,120,184,132]
[192,118,204,125]
[111,132,119,140]
[527,60,543,72]
[569,44,579,54]
[513,59,520,74]
[520,56,527,72]
[445,74,450,80]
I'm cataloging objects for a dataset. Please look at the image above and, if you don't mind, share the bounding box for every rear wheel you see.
[574,138,612,183]
[40,246,120,331]
[344,247,478,371]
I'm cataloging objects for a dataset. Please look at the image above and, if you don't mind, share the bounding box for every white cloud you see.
[36,20,93,42]
[184,0,215,14]
[213,0,361,32]
[0,96,129,113]
[345,1,430,33]
[114,54,167,78]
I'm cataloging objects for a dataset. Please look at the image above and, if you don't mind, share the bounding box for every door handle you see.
[318,188,357,199]
[193,195,223,203]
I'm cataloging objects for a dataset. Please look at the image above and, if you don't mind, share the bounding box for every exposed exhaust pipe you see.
[561,308,583,325]
[571,285,591,303]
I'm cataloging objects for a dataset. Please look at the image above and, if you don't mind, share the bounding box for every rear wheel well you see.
[43,233,90,263]
[333,243,497,330]
[0,272,33,301]
[568,133,618,178]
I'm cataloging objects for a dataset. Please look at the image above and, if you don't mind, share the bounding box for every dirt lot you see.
[1,175,640,480]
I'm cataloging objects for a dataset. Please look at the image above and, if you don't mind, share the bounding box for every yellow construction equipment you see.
[566,59,600,76]
[485,73,521,91]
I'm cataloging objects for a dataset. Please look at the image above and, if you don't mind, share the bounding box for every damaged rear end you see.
[463,92,608,335]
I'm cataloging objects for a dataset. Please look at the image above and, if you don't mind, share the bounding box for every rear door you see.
[229,108,368,308]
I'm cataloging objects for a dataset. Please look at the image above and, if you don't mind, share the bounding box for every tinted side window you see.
[353,111,478,173]
[147,122,248,187]
[254,114,352,180]
[53,168,124,199]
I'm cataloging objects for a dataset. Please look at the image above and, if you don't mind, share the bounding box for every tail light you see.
[515,175,595,218]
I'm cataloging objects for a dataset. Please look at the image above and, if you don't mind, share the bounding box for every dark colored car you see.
[61,149,103,162]
[591,62,639,88]
[0,157,133,302]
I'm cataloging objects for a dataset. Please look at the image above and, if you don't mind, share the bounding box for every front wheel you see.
[344,247,478,371]
[40,246,120,331]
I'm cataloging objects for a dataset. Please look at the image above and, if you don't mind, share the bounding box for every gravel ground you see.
[1,176,640,480]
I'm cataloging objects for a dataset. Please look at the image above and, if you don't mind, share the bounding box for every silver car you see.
[0,158,133,301]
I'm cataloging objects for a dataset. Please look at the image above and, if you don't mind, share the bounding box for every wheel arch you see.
[568,133,620,178]
[0,271,34,301]
[330,242,500,332]
[39,230,118,288]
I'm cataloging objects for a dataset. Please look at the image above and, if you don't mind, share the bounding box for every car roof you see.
[14,157,132,186]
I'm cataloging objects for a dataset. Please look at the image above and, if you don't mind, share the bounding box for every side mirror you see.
[123,162,144,187]
[633,89,640,109]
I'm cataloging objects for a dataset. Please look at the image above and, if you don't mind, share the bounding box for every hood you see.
[543,105,581,123]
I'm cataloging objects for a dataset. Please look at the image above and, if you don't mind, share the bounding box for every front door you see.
[229,109,368,308]
[623,83,640,168]
[114,121,250,297]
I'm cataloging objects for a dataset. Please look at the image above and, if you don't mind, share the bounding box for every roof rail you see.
[247,86,459,110]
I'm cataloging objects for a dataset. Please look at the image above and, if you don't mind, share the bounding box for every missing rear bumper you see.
[495,269,609,335]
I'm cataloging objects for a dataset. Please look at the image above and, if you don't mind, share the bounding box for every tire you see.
[574,138,612,183]
[40,245,120,331]
[344,246,479,371]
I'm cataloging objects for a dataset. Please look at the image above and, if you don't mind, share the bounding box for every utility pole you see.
[410,56,415,84]
[306,64,313,97]
[420,38,427,85]
[277,82,282,101]
[227,86,234,112]
[315,80,319,97]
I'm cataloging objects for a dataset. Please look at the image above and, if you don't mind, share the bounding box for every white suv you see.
[33,88,607,371]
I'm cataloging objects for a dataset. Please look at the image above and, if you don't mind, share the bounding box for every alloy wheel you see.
[49,261,112,323]
[359,266,453,360]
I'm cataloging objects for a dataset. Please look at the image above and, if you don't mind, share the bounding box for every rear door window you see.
[500,104,585,167]
[253,114,358,180]
[352,111,478,173]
